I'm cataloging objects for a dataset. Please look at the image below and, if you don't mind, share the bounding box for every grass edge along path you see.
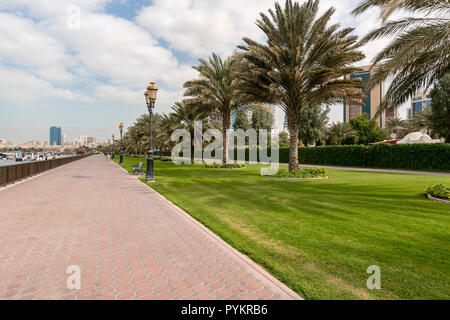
[115,156,450,300]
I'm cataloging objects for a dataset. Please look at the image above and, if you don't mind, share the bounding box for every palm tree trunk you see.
[288,122,300,172]
[222,115,231,165]
[190,129,195,164]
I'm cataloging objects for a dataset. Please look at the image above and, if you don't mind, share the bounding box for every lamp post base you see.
[146,154,155,182]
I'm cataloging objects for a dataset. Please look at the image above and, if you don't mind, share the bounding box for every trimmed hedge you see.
[298,144,450,172]
[190,143,449,172]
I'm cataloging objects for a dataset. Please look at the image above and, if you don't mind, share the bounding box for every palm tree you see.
[352,0,450,112]
[171,102,210,163]
[184,54,245,164]
[327,122,358,145]
[236,0,366,171]
[386,117,407,138]
[411,107,434,135]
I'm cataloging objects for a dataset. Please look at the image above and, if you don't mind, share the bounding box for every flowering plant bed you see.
[265,168,328,179]
[204,163,246,169]
[425,184,449,204]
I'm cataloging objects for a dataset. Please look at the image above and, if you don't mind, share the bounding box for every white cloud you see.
[0,0,110,18]
[0,66,74,106]
[0,12,75,83]
[136,0,389,62]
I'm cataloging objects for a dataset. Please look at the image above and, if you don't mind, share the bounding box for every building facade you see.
[411,90,432,117]
[343,65,394,128]
[50,127,62,146]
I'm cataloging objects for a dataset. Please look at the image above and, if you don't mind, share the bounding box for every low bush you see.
[273,168,328,179]
[426,184,449,200]
[204,163,246,169]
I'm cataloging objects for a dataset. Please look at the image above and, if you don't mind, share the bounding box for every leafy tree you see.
[184,53,245,164]
[327,122,358,145]
[251,108,274,146]
[236,0,365,171]
[349,114,389,145]
[279,131,290,148]
[251,108,274,132]
[233,110,251,131]
[299,105,330,146]
[430,73,450,142]
[353,0,450,112]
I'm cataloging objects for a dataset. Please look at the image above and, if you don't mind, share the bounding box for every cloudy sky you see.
[0,0,407,143]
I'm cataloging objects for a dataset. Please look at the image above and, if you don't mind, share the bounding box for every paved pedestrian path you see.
[0,155,300,300]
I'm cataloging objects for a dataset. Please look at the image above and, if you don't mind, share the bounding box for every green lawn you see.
[115,156,450,300]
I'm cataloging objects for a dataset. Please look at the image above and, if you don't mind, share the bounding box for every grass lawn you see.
[116,156,450,300]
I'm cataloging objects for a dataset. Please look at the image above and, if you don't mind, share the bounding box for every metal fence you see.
[0,155,89,187]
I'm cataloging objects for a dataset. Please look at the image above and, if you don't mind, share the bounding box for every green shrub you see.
[204,162,246,169]
[273,168,327,179]
[297,144,449,171]
[299,145,367,167]
[426,184,449,200]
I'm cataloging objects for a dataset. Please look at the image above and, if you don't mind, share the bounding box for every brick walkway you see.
[0,155,300,300]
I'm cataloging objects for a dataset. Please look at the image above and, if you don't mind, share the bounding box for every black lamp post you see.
[111,133,115,160]
[119,122,124,164]
[144,82,158,182]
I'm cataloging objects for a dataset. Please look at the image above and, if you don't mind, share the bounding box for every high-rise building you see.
[343,65,395,128]
[411,90,432,117]
[50,127,62,146]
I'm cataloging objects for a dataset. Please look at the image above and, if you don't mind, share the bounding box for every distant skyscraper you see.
[50,127,62,146]
[343,65,394,128]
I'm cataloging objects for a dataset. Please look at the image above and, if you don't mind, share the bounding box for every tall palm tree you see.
[352,0,450,112]
[171,102,210,163]
[327,122,358,145]
[184,54,245,164]
[236,0,366,171]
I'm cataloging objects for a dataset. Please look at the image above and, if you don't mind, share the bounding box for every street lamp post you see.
[119,122,124,165]
[111,134,115,160]
[144,82,158,182]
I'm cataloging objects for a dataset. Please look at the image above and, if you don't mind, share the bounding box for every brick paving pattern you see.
[0,156,301,300]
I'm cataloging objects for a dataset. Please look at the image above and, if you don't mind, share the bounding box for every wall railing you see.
[0,155,89,187]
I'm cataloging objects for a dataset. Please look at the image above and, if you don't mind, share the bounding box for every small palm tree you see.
[327,122,358,145]
[171,102,210,163]
[352,0,450,111]
[412,107,434,135]
[386,117,407,138]
[184,54,245,164]
[236,0,366,171]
